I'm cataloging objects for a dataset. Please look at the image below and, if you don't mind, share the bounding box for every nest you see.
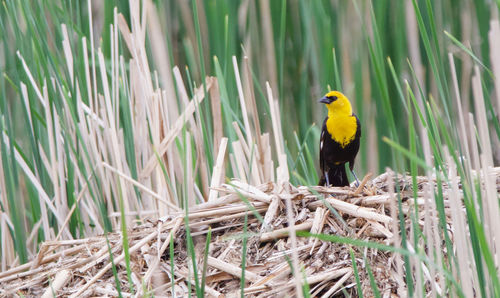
[2,171,499,297]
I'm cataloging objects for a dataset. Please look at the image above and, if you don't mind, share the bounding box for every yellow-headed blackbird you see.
[318,91,361,186]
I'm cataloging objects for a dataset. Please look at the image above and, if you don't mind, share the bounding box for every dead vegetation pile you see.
[4,169,499,297]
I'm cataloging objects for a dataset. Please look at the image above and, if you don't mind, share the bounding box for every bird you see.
[318,91,361,187]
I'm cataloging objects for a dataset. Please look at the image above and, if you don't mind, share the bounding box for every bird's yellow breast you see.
[326,113,357,148]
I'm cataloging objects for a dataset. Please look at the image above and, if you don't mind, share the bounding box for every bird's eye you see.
[328,96,338,100]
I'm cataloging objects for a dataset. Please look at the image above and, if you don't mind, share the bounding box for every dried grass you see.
[3,170,498,297]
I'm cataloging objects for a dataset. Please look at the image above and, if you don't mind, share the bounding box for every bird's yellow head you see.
[319,91,352,115]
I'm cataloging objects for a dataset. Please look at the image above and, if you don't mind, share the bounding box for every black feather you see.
[318,114,361,186]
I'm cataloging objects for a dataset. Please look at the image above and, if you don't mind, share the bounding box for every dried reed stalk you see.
[2,169,500,296]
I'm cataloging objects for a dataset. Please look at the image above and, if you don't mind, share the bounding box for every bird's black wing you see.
[348,113,362,170]
[319,117,328,173]
[318,117,328,185]
[355,113,361,139]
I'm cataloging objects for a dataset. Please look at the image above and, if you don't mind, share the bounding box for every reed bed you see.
[2,169,499,297]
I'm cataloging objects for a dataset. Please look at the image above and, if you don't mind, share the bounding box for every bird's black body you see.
[318,114,361,186]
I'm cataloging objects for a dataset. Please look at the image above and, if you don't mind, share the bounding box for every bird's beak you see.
[319,96,330,104]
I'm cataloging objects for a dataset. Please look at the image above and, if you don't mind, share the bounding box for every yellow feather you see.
[323,91,357,148]
[326,114,357,148]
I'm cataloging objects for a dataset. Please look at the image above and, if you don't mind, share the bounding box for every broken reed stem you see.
[319,269,353,298]
[260,220,313,242]
[309,197,393,224]
[41,269,71,298]
[261,195,280,233]
[232,56,254,148]
[243,57,264,175]
[208,137,228,201]
[207,256,259,282]
[353,172,372,196]
[222,185,272,204]
[309,208,329,255]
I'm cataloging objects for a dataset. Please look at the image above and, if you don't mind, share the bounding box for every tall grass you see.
[0,0,499,296]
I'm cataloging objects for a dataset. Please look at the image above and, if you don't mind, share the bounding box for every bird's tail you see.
[318,164,349,187]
